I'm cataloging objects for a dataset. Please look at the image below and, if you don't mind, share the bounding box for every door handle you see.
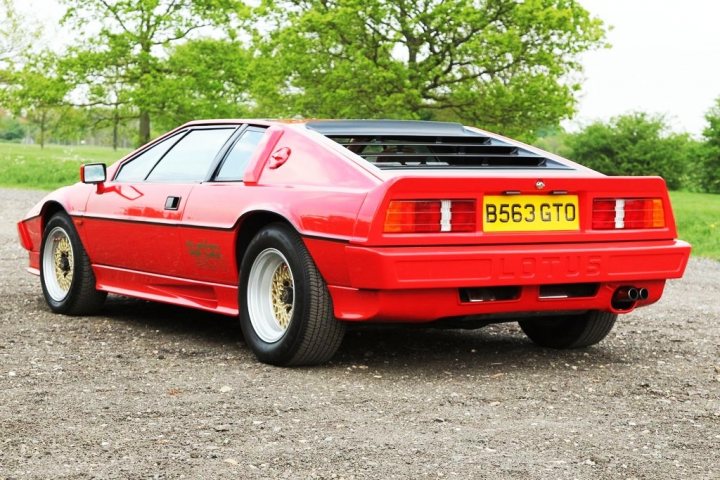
[164,196,181,210]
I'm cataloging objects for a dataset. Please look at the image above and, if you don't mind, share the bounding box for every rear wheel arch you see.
[235,211,297,268]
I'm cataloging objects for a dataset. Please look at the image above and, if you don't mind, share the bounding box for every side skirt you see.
[93,264,239,316]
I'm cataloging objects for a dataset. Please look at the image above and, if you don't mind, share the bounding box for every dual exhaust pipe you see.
[612,286,649,310]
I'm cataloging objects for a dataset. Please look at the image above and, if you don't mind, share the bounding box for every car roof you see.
[180,119,487,137]
[304,120,486,137]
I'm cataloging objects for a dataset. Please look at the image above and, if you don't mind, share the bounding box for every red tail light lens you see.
[592,198,665,230]
[450,200,476,232]
[384,200,476,233]
[592,199,616,229]
[624,199,665,229]
[385,200,441,233]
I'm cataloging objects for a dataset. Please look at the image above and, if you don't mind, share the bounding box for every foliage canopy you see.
[59,0,249,145]
[257,0,606,140]
[566,113,692,190]
[699,98,720,193]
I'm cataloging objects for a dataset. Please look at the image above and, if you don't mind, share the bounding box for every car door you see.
[177,126,268,284]
[82,126,237,276]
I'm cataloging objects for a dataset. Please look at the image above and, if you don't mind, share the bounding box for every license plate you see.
[483,195,580,232]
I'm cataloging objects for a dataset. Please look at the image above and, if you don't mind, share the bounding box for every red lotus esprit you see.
[17,120,691,365]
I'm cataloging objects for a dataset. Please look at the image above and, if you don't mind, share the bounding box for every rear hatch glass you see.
[307,120,570,170]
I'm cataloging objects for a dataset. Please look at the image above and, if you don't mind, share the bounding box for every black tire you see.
[40,213,107,315]
[518,310,617,349]
[239,223,346,366]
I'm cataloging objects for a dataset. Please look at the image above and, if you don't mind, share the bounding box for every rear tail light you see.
[384,200,477,233]
[450,200,476,232]
[592,198,665,230]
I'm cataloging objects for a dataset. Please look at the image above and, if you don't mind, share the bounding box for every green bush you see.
[566,113,691,190]
[0,116,25,141]
[699,99,720,193]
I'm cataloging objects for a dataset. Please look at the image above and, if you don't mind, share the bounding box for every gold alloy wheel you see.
[270,263,294,330]
[42,226,75,301]
[247,248,296,343]
[53,235,74,291]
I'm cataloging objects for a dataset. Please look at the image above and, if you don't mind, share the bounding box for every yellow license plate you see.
[483,195,580,232]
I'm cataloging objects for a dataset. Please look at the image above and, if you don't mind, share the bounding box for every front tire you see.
[40,213,106,315]
[239,223,345,366]
[519,310,617,349]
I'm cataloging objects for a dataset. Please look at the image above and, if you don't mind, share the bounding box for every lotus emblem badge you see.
[536,180,545,190]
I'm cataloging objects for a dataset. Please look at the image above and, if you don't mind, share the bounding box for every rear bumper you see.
[311,239,690,322]
[343,240,690,289]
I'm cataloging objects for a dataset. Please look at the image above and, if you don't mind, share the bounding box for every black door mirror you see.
[81,163,107,184]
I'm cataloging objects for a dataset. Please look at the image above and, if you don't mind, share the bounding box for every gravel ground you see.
[0,188,718,480]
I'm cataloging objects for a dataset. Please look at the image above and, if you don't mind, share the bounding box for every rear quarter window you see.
[215,128,266,181]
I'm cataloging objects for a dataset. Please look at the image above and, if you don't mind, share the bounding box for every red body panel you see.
[353,176,678,246]
[17,119,691,325]
[305,237,688,321]
[81,183,194,274]
[327,280,668,322]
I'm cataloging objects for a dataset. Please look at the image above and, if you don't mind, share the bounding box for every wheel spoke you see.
[43,227,75,301]
[247,248,295,343]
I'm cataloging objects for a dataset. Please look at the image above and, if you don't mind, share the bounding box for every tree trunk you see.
[39,110,46,149]
[112,107,119,151]
[138,110,150,146]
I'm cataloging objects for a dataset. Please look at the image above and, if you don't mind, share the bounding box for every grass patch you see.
[1,142,718,259]
[0,142,130,190]
[670,191,720,260]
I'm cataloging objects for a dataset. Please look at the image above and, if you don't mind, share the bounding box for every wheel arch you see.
[235,210,297,268]
[40,201,68,230]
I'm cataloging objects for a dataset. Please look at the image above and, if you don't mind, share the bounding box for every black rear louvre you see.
[306,120,568,170]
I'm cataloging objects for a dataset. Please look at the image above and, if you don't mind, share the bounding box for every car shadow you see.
[100,295,243,346]
[334,325,623,371]
[96,295,623,372]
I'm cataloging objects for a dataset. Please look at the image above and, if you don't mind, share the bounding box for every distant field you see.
[1,142,718,259]
[0,142,130,190]
[670,191,720,260]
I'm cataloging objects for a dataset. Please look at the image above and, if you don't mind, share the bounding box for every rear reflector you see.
[385,200,476,233]
[592,198,665,230]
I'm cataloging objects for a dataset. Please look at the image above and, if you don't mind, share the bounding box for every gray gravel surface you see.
[1,188,718,479]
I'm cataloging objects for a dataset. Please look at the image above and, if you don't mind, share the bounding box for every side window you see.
[215,129,266,181]
[115,132,184,182]
[146,128,235,182]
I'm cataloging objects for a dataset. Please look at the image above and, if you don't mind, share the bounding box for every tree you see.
[3,53,70,148]
[60,0,248,145]
[566,113,691,190]
[0,0,41,90]
[150,38,258,131]
[0,0,31,65]
[256,0,606,140]
[62,47,137,149]
[699,97,720,193]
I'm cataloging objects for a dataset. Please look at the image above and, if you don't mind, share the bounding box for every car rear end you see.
[303,121,691,324]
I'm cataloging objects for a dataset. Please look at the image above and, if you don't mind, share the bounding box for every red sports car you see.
[17,120,691,365]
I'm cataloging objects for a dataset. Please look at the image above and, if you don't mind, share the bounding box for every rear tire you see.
[40,213,106,315]
[519,310,617,349]
[239,223,345,366]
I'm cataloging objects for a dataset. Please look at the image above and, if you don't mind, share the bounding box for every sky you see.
[17,0,720,136]
[575,0,720,136]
